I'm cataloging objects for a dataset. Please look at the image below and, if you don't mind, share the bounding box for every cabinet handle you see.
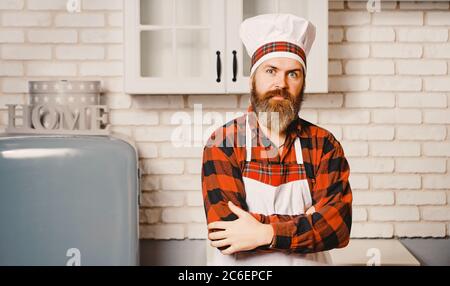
[216,51,221,83]
[232,50,237,82]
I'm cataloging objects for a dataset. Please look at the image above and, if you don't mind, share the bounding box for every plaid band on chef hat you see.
[239,13,316,77]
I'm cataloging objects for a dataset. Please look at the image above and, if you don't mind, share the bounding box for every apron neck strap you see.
[294,137,303,164]
[245,114,252,162]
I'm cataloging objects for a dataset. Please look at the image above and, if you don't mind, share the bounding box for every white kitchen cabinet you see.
[124,0,328,94]
[124,0,226,94]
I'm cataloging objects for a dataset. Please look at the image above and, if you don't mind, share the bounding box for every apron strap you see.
[245,114,252,162]
[294,137,304,164]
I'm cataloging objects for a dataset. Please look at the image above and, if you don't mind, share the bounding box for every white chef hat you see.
[239,13,316,77]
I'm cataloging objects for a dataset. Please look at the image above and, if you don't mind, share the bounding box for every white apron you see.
[210,115,332,266]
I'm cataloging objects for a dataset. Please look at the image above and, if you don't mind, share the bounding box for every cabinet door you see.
[226,0,328,94]
[125,0,226,94]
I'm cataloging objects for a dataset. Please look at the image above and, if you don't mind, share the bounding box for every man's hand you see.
[207,201,274,255]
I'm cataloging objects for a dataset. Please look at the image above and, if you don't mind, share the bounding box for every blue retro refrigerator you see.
[0,134,140,265]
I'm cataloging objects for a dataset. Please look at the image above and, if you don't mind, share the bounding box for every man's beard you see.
[250,79,304,133]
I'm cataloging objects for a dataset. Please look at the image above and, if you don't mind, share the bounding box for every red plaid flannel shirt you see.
[202,110,352,254]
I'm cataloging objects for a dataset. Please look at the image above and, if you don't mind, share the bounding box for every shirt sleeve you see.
[249,135,353,253]
[202,143,248,226]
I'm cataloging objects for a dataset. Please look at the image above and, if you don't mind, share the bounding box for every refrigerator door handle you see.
[138,167,142,206]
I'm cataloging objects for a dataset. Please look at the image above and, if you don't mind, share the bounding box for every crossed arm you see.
[201,136,352,255]
[208,201,317,255]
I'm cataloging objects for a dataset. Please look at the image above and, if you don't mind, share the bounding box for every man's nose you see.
[274,74,287,89]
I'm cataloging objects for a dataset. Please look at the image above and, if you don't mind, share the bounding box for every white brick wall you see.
[372,175,421,190]
[2,12,52,27]
[0,62,23,76]
[372,109,422,124]
[329,44,370,59]
[0,0,449,239]
[346,59,395,75]
[344,126,395,141]
[349,174,369,190]
[397,28,449,42]
[397,93,447,108]
[372,12,423,26]
[55,46,105,60]
[0,0,24,10]
[353,191,395,206]
[161,207,205,224]
[142,159,184,175]
[346,27,395,42]
[369,206,420,221]
[2,45,52,60]
[27,62,77,76]
[28,29,78,43]
[348,158,394,173]
[141,191,185,207]
[423,142,450,156]
[352,207,368,222]
[397,191,447,206]
[423,175,450,189]
[395,223,446,238]
[397,60,447,75]
[371,43,423,58]
[424,44,450,58]
[54,13,105,27]
[370,142,421,157]
[351,223,394,238]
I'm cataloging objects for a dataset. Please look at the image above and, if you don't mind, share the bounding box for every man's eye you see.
[266,69,274,74]
[289,72,298,78]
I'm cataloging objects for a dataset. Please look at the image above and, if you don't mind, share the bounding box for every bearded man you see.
[202,14,352,266]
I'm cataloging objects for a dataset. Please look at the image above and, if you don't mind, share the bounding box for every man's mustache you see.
[262,88,292,101]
